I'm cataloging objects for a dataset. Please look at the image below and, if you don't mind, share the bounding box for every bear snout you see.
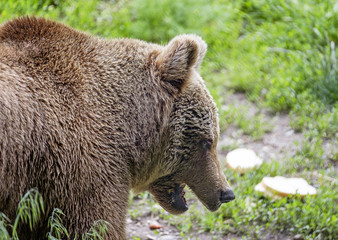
[219,189,235,203]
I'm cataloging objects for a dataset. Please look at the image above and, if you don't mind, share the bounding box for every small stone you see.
[160,236,178,240]
[294,234,303,240]
[149,220,162,230]
[262,146,270,152]
[286,129,294,136]
[146,235,156,240]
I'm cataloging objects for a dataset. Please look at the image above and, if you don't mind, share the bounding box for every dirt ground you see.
[126,92,307,240]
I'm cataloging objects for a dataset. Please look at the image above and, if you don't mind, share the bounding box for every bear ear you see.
[155,34,207,94]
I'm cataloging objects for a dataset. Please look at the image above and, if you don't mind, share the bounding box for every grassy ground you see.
[0,0,337,239]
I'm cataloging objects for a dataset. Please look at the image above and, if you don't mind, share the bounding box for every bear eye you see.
[200,139,212,150]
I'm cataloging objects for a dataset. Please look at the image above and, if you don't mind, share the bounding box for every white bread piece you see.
[254,182,266,193]
[261,176,317,197]
[226,148,263,173]
[254,182,282,199]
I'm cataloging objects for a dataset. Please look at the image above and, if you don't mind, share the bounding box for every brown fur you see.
[0,17,233,239]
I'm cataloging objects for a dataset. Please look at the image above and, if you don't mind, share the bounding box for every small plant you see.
[0,189,44,240]
[47,208,69,240]
[82,220,110,240]
[0,190,109,240]
[0,213,11,240]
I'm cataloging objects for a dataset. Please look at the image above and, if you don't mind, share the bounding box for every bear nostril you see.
[219,189,235,203]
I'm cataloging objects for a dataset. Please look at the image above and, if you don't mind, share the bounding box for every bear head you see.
[148,35,235,214]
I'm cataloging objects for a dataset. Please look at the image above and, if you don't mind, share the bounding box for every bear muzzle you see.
[200,189,235,212]
[219,189,235,203]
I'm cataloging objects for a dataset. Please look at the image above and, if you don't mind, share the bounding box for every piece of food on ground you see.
[226,148,263,173]
[255,176,317,198]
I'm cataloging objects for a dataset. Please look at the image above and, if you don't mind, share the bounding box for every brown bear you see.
[0,17,235,239]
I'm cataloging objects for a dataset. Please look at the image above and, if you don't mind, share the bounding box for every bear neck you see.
[93,40,177,191]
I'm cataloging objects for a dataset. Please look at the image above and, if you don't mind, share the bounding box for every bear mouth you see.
[171,183,188,212]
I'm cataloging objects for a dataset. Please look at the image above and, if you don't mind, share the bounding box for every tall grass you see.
[0,189,44,240]
[0,190,109,240]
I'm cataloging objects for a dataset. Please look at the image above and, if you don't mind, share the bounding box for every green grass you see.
[1,0,337,239]
[220,162,338,239]
[222,103,272,140]
[0,189,109,240]
[0,189,45,240]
